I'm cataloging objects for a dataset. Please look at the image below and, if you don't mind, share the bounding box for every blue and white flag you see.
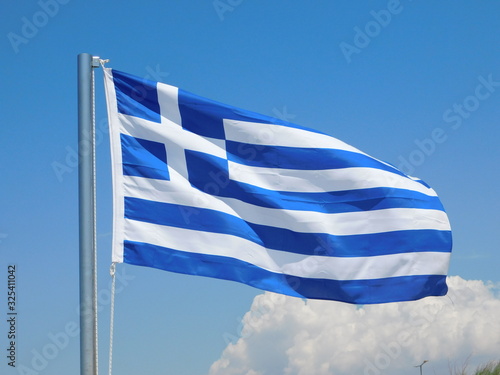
[103,68,452,304]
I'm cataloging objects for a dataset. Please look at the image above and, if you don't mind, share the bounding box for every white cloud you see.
[209,276,500,375]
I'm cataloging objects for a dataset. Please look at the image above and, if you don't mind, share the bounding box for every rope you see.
[108,263,117,375]
[91,61,99,375]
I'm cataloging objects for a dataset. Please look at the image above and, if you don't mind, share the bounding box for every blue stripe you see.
[112,70,161,123]
[123,240,448,304]
[226,141,407,176]
[121,134,169,180]
[124,197,452,257]
[215,180,444,212]
[185,150,445,213]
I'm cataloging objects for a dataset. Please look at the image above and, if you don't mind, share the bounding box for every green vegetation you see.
[451,361,500,375]
[473,361,500,375]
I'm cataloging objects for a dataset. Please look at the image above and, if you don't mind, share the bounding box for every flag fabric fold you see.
[103,68,452,304]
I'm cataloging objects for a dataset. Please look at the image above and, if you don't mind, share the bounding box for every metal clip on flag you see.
[103,68,452,304]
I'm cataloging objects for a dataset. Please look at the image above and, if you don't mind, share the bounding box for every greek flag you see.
[103,68,452,304]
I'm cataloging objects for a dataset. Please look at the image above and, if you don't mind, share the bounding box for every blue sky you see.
[1,1,499,374]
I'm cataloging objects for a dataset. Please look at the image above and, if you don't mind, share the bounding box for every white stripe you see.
[223,119,405,175]
[123,176,451,235]
[228,162,438,195]
[156,83,189,182]
[125,219,450,280]
[223,119,363,153]
[103,68,125,263]
[157,82,182,125]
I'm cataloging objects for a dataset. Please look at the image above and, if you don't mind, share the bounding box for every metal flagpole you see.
[78,53,100,375]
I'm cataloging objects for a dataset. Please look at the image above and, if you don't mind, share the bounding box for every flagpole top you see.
[91,56,110,68]
[91,56,100,68]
